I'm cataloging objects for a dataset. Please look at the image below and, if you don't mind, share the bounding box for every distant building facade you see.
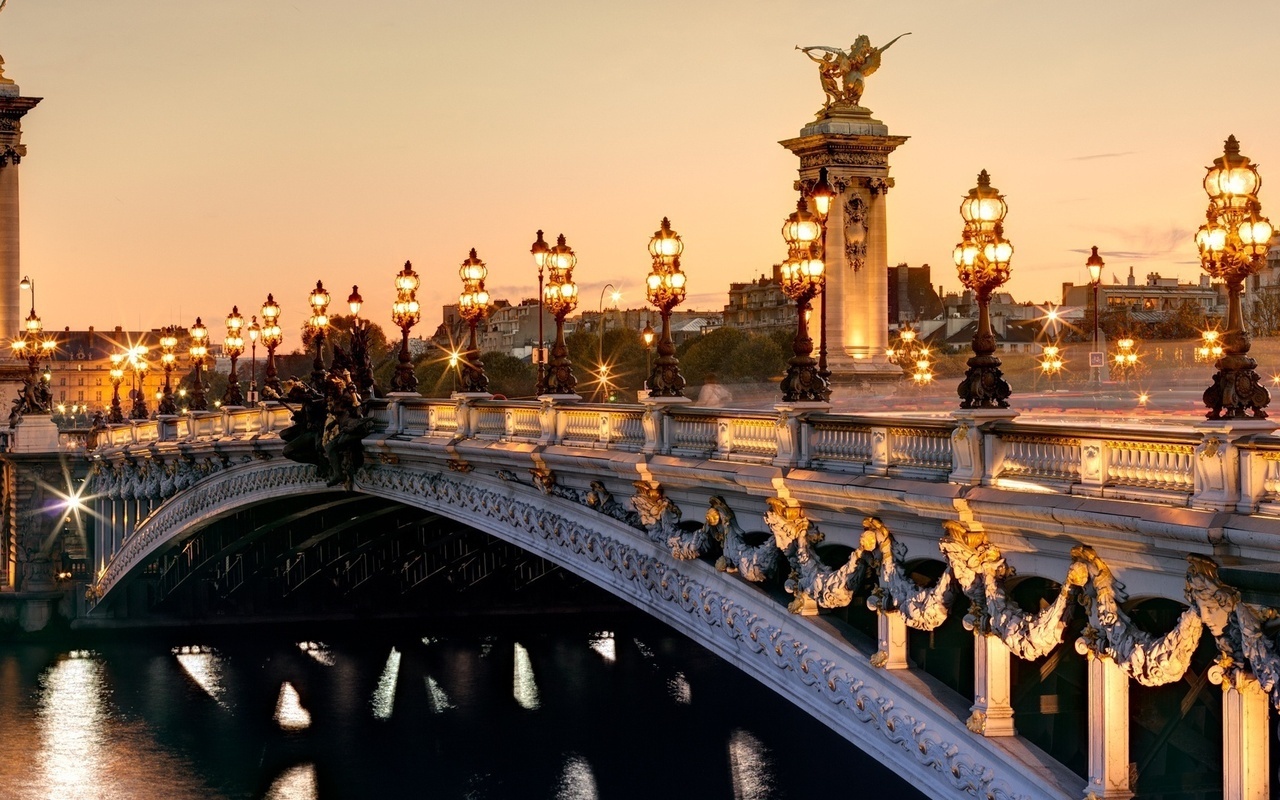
[1061,267,1226,317]
[722,265,794,335]
[887,263,943,324]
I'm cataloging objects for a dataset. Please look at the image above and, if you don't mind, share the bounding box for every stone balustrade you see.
[64,396,1280,514]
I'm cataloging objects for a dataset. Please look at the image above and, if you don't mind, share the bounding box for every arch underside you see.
[93,459,1075,800]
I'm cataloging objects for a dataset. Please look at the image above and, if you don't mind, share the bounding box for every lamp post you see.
[542,234,579,396]
[808,168,836,399]
[645,217,689,398]
[1196,135,1273,419]
[261,294,283,398]
[596,283,621,400]
[1112,337,1138,383]
[779,197,827,402]
[347,285,375,398]
[1086,246,1104,386]
[390,261,421,393]
[158,326,179,414]
[127,346,150,419]
[307,281,331,390]
[247,316,261,404]
[457,248,491,394]
[953,170,1014,409]
[223,306,245,406]
[531,231,550,395]
[188,318,209,412]
[108,353,125,424]
[641,321,655,385]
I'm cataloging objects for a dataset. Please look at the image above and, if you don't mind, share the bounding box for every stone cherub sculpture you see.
[797,33,910,113]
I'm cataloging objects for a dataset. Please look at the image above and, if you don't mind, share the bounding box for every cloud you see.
[1067,225,1194,261]
[1066,151,1136,161]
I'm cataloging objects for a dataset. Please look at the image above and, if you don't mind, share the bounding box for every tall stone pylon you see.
[0,54,40,339]
[784,36,909,385]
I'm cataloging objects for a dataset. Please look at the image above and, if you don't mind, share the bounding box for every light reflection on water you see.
[0,621,927,800]
[263,763,317,800]
[555,752,599,800]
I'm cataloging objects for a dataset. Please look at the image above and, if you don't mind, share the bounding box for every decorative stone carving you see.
[844,195,868,272]
[630,481,710,559]
[584,480,640,528]
[1074,545,1202,686]
[766,498,865,613]
[866,177,891,195]
[709,496,780,582]
[863,518,954,631]
[939,522,1086,660]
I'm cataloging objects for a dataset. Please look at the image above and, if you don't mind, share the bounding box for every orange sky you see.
[6,1,1279,348]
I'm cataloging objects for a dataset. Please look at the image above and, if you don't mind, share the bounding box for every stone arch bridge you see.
[13,395,1280,800]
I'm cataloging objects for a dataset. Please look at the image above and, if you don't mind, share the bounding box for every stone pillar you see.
[872,608,908,669]
[0,70,41,339]
[1219,673,1270,800]
[1079,646,1133,800]
[969,632,1016,736]
[780,106,907,386]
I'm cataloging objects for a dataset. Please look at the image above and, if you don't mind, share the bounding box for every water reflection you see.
[274,682,311,730]
[555,753,598,800]
[174,647,228,707]
[513,642,541,710]
[425,675,455,713]
[727,729,775,800]
[668,671,692,704]
[371,647,400,720]
[588,631,615,662]
[38,655,106,797]
[264,763,317,800]
[297,641,335,667]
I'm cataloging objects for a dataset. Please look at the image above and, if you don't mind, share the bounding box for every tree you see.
[1155,300,1206,339]
[482,352,537,399]
[1251,290,1280,336]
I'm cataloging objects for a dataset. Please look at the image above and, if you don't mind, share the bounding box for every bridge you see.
[5,395,1277,800]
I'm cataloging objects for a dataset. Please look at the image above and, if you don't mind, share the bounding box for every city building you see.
[573,308,720,347]
[1061,266,1226,317]
[887,263,943,324]
[42,326,196,413]
[722,264,794,335]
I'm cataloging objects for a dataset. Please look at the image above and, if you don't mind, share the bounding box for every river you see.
[0,615,926,799]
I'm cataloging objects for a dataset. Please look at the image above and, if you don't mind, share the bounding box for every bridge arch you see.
[91,458,1063,800]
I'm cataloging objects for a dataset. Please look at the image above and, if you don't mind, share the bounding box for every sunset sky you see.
[6,1,1279,346]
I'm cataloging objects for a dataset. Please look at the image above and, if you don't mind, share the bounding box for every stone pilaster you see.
[1217,672,1270,800]
[969,631,1016,736]
[1080,647,1133,800]
[781,107,907,386]
[0,74,41,340]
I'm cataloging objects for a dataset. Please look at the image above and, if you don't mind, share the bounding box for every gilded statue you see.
[797,33,909,114]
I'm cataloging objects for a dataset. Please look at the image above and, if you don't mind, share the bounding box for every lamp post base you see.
[958,353,1011,410]
[1204,354,1271,420]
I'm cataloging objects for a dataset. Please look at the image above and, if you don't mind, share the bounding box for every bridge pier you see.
[1082,649,1132,800]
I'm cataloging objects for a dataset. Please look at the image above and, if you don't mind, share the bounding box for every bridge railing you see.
[80,394,1280,513]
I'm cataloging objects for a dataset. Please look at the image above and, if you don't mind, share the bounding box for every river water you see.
[0,615,925,800]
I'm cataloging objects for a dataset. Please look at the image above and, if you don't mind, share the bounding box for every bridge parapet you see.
[74,397,1280,516]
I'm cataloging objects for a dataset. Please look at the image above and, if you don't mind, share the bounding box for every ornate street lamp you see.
[260,294,283,398]
[390,261,421,393]
[347,285,375,398]
[1085,246,1105,386]
[307,281,331,390]
[223,306,245,406]
[158,326,179,414]
[808,168,836,398]
[127,346,150,419]
[531,230,550,395]
[9,306,55,417]
[779,197,827,402]
[108,353,126,424]
[188,317,209,412]
[953,170,1014,409]
[1195,136,1273,419]
[1112,337,1139,383]
[247,316,261,404]
[542,234,579,396]
[1196,328,1224,363]
[457,248,491,394]
[645,218,688,397]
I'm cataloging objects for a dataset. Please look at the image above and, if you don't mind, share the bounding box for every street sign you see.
[1088,351,1104,368]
